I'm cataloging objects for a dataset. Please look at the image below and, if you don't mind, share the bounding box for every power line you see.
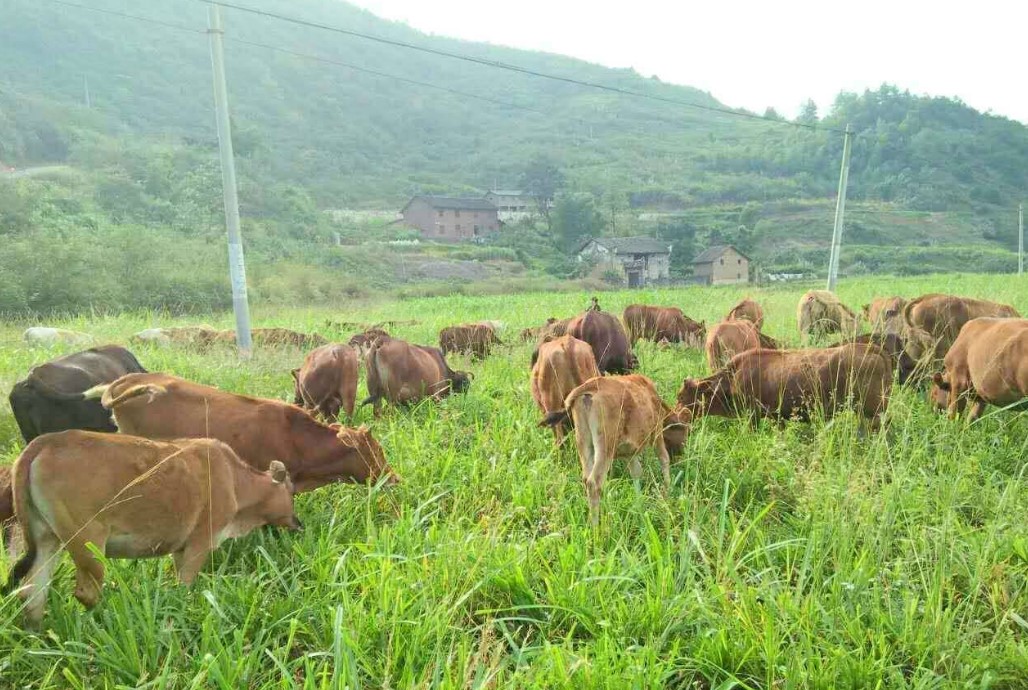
[200,0,845,134]
[49,0,203,34]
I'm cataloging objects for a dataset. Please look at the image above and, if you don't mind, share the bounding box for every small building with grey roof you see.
[401,195,500,241]
[577,236,673,287]
[691,244,750,285]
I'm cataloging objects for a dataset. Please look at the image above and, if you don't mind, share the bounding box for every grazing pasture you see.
[1,274,1028,688]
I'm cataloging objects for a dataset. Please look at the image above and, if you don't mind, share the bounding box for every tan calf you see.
[2,430,299,627]
[930,318,1028,421]
[541,375,690,525]
[797,290,860,342]
[530,336,600,443]
[292,344,360,422]
[705,320,779,371]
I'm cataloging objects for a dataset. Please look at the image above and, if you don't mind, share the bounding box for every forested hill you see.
[2,0,1027,214]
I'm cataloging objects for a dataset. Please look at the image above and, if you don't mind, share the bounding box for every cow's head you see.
[332,424,399,486]
[929,372,953,412]
[676,375,731,418]
[449,369,472,393]
[262,460,303,531]
[662,406,693,456]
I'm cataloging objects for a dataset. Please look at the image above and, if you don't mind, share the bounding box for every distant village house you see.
[401,195,500,241]
[484,190,535,222]
[577,236,672,288]
[691,245,750,285]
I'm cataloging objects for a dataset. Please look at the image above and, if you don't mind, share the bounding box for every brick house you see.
[577,236,673,287]
[400,196,500,241]
[691,245,750,285]
[484,190,534,222]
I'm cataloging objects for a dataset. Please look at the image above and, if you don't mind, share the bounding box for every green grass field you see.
[2,275,1027,689]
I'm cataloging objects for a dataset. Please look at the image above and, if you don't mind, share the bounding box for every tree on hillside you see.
[520,156,565,230]
[797,99,819,125]
[552,194,602,253]
[656,217,697,278]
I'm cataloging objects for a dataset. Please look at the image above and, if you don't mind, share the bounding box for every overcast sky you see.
[346,0,1028,124]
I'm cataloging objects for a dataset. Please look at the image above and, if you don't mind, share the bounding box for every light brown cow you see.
[292,344,360,422]
[678,343,892,431]
[705,320,779,371]
[84,373,396,492]
[0,465,16,560]
[362,337,470,416]
[797,290,860,341]
[902,294,1021,368]
[530,335,600,443]
[861,297,906,335]
[130,326,219,348]
[439,323,502,360]
[348,327,389,356]
[540,375,690,525]
[929,318,1028,421]
[623,305,705,347]
[2,430,300,627]
[215,328,328,349]
[726,299,764,330]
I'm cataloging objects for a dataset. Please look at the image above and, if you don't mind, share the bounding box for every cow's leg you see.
[66,525,109,610]
[655,435,672,490]
[19,527,61,628]
[585,424,615,528]
[173,540,213,586]
[967,398,987,422]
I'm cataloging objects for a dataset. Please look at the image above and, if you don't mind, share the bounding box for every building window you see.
[737,273,742,279]
[720,258,724,265]
[455,224,461,232]
[438,210,443,217]
[455,210,460,218]
[738,259,742,265]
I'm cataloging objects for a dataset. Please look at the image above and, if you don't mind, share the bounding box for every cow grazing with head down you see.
[827,332,918,386]
[929,318,1028,421]
[797,290,860,342]
[902,294,1020,369]
[530,335,600,443]
[292,344,360,422]
[540,375,690,525]
[348,327,389,355]
[84,373,396,492]
[130,326,219,348]
[567,310,637,374]
[623,305,705,347]
[2,431,300,628]
[362,336,470,416]
[9,345,148,443]
[439,323,502,360]
[862,297,906,335]
[23,328,94,347]
[705,320,779,371]
[726,299,764,330]
[678,343,892,431]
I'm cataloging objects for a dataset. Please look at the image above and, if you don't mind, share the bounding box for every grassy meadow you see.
[1,274,1028,689]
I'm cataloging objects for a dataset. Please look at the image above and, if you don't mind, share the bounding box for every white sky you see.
[346,0,1028,123]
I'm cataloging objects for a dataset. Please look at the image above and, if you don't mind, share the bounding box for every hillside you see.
[0,0,1026,313]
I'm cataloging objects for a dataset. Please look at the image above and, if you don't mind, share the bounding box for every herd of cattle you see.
[2,289,1027,626]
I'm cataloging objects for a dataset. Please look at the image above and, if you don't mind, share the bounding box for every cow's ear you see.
[269,460,288,484]
[932,372,950,391]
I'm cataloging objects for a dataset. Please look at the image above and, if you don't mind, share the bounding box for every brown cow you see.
[130,326,219,348]
[797,290,860,341]
[862,297,906,335]
[0,465,15,560]
[439,323,502,360]
[726,299,764,330]
[567,310,637,374]
[520,318,560,343]
[292,344,360,422]
[705,320,779,371]
[530,335,600,443]
[902,294,1020,367]
[215,328,328,349]
[540,375,690,525]
[930,318,1028,421]
[2,431,300,628]
[84,373,395,492]
[348,327,389,355]
[678,343,892,430]
[623,305,705,347]
[362,337,470,416]
[828,332,918,386]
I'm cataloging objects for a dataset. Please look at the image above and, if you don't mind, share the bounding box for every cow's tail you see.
[539,409,570,428]
[88,383,167,409]
[2,442,42,595]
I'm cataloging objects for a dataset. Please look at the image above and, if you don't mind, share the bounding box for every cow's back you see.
[706,321,761,371]
[568,311,635,374]
[531,336,599,413]
[366,338,448,403]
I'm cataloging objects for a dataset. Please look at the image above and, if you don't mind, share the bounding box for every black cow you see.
[8,345,147,443]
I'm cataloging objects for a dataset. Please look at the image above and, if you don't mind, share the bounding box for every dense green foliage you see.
[2,275,1028,687]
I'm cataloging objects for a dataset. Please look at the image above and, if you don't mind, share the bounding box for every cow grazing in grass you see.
[130,326,219,348]
[930,318,1028,421]
[623,305,705,347]
[705,320,779,371]
[362,337,470,416]
[862,297,906,336]
[85,373,396,492]
[725,299,764,330]
[2,431,300,628]
[567,310,636,375]
[901,294,1020,369]
[797,290,860,342]
[23,328,93,347]
[9,345,147,443]
[215,328,328,349]
[828,332,918,386]
[678,343,892,431]
[348,327,389,355]
[530,335,600,443]
[439,323,502,360]
[541,375,690,525]
[292,344,360,422]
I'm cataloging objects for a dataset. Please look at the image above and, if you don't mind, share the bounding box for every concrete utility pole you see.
[1019,203,1024,275]
[207,4,252,354]
[83,75,91,108]
[826,123,853,292]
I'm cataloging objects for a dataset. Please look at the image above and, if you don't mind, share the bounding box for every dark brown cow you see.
[540,375,690,525]
[567,310,636,374]
[902,294,1020,367]
[9,345,148,443]
[623,305,705,347]
[726,299,764,330]
[292,344,360,422]
[84,373,396,492]
[705,320,779,371]
[678,343,892,430]
[362,337,470,415]
[530,335,600,443]
[930,318,1028,420]
[439,323,502,360]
